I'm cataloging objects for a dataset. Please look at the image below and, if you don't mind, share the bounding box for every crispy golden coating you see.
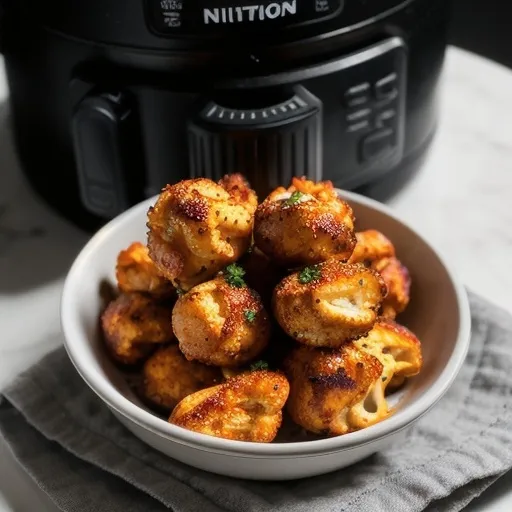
[172,276,271,367]
[348,230,396,265]
[115,242,175,297]
[146,175,257,290]
[218,173,259,209]
[169,370,290,442]
[100,293,174,365]
[372,257,411,319]
[355,319,422,392]
[141,345,222,412]
[284,344,383,436]
[273,259,387,348]
[254,177,356,267]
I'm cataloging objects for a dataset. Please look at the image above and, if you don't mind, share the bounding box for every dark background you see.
[450,0,512,68]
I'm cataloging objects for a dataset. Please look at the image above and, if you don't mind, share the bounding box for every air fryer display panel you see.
[145,0,409,35]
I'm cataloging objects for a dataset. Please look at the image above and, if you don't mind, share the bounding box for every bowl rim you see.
[60,189,471,457]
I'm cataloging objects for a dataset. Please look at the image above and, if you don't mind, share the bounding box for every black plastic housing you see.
[1,0,450,229]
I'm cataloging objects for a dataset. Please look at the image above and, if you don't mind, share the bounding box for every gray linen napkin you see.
[1,291,512,512]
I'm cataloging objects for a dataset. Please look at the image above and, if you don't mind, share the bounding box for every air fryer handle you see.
[72,91,145,218]
[0,0,4,54]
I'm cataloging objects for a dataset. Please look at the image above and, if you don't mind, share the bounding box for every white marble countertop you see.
[0,46,512,511]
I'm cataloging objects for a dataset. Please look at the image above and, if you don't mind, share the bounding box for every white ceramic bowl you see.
[61,189,471,481]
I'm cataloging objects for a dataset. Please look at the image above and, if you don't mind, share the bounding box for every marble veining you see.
[0,204,46,255]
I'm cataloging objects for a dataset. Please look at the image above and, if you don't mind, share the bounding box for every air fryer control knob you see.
[187,86,322,198]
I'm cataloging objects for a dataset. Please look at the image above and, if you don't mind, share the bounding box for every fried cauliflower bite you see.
[348,230,396,265]
[218,173,259,210]
[254,177,357,267]
[146,175,257,291]
[347,319,422,429]
[372,257,411,319]
[284,344,383,436]
[100,293,174,365]
[172,271,271,367]
[347,231,410,319]
[115,242,175,297]
[273,259,387,348]
[354,319,422,392]
[140,345,222,412]
[169,370,289,442]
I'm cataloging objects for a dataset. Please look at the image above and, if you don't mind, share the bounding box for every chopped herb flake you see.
[298,265,322,284]
[250,360,269,371]
[284,191,305,206]
[223,263,246,288]
[244,310,257,323]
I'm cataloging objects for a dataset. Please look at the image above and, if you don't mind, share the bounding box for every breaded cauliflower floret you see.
[347,230,410,319]
[115,242,175,297]
[348,230,396,265]
[372,257,411,319]
[100,293,174,365]
[147,175,257,291]
[140,345,222,412]
[254,177,356,267]
[354,319,422,392]
[284,344,383,436]
[172,268,271,367]
[218,173,258,209]
[169,370,290,442]
[273,259,387,348]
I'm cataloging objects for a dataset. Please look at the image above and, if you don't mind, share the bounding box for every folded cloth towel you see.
[1,291,512,512]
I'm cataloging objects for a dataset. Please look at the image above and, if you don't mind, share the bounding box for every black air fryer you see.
[0,0,450,229]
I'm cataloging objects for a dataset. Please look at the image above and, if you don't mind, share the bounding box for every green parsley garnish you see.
[244,309,257,323]
[250,360,269,371]
[284,191,304,206]
[175,287,185,296]
[298,265,322,284]
[223,263,246,288]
